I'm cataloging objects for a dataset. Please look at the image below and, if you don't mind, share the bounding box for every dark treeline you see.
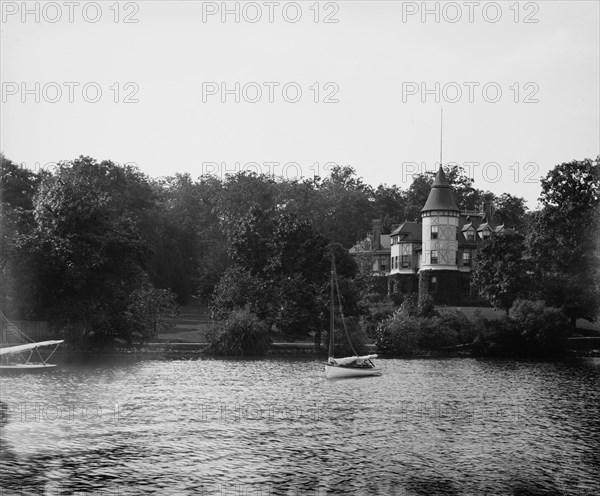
[1,154,597,352]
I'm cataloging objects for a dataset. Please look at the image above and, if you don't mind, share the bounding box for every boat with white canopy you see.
[324,255,382,379]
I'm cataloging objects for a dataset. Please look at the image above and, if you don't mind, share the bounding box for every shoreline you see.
[46,341,600,360]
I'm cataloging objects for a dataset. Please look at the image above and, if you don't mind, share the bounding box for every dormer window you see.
[465,229,475,241]
[481,230,491,240]
[431,225,438,239]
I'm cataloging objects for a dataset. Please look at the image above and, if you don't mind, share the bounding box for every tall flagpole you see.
[440,108,443,168]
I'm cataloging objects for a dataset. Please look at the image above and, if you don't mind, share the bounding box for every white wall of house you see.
[421,213,459,271]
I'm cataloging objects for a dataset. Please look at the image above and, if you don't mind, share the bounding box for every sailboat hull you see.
[0,363,58,373]
[325,364,382,379]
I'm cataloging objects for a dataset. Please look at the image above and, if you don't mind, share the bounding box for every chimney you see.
[481,194,494,223]
[484,201,494,222]
[372,219,382,249]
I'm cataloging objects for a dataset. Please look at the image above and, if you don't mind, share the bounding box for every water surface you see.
[1,357,599,495]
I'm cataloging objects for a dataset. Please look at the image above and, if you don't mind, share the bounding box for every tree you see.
[472,231,532,315]
[444,164,482,211]
[150,174,204,303]
[493,193,529,232]
[209,265,274,321]
[527,157,600,327]
[215,171,279,240]
[210,210,360,342]
[404,173,433,221]
[124,283,179,342]
[0,155,42,318]
[205,308,271,357]
[372,184,408,232]
[312,166,375,247]
[30,157,172,344]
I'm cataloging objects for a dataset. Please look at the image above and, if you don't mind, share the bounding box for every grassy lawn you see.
[157,304,213,343]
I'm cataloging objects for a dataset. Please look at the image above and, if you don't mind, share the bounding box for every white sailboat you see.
[1,312,63,371]
[324,255,382,379]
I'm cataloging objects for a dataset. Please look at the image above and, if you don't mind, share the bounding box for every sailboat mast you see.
[329,253,335,359]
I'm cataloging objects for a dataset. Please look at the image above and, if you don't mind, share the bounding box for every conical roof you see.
[421,166,459,212]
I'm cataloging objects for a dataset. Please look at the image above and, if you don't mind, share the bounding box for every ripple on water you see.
[1,357,599,495]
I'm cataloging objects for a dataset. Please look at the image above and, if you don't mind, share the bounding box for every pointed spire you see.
[432,165,452,188]
[422,165,459,212]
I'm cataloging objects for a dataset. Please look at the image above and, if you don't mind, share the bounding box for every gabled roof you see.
[458,214,485,245]
[477,216,495,233]
[391,221,422,242]
[421,166,459,212]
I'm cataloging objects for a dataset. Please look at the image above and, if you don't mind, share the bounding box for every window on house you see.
[466,229,475,241]
[431,225,438,239]
[402,255,410,268]
[482,230,491,240]
[431,250,438,264]
[462,251,471,266]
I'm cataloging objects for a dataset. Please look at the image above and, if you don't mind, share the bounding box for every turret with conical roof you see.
[422,166,459,212]
[420,165,460,272]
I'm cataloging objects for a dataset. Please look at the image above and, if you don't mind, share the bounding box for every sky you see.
[1,0,599,209]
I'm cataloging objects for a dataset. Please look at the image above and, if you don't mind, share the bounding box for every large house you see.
[349,219,391,275]
[351,166,504,305]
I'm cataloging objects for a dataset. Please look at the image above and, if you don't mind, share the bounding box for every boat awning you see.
[330,354,378,365]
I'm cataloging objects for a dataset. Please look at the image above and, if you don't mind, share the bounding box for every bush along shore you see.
[50,296,599,360]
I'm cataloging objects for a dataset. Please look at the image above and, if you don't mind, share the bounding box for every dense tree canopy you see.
[527,157,600,326]
[3,152,592,347]
[472,231,532,314]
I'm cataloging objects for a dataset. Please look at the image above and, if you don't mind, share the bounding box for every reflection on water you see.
[1,357,599,495]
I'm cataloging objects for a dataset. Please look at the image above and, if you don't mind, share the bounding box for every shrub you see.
[374,311,421,356]
[361,301,395,338]
[417,293,437,318]
[375,306,473,356]
[471,316,519,356]
[389,291,404,307]
[438,309,476,345]
[510,299,569,357]
[205,308,271,357]
[471,299,568,357]
[418,315,459,349]
[399,293,419,317]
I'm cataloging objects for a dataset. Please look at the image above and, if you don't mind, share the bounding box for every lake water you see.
[1,357,599,495]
